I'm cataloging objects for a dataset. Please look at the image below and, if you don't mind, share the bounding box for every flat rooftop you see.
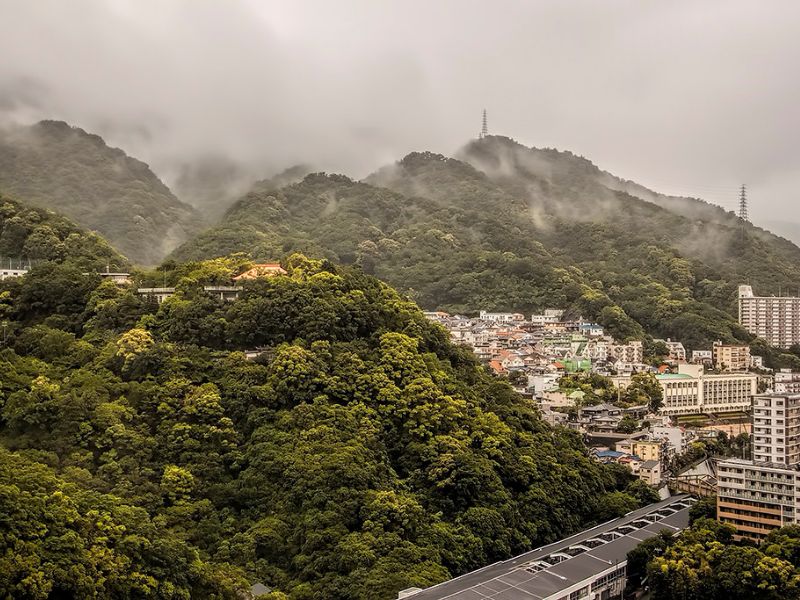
[405,495,694,600]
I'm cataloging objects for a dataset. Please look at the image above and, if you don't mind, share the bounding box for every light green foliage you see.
[624,372,663,412]
[643,519,800,600]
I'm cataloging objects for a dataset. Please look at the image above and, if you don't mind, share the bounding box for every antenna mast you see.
[738,184,748,245]
[738,184,748,222]
[480,109,488,139]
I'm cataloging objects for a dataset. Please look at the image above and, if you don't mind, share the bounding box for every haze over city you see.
[1,0,799,234]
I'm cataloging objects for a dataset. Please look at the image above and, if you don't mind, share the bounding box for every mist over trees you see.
[170,137,800,358]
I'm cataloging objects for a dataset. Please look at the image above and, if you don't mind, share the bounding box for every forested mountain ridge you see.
[0,120,203,265]
[0,193,126,269]
[0,252,647,599]
[169,137,800,354]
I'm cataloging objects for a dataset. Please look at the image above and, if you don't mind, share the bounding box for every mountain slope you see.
[169,137,800,352]
[0,120,202,264]
[0,193,126,269]
[0,254,636,599]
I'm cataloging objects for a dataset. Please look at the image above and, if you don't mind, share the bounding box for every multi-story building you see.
[616,439,663,463]
[717,393,800,541]
[478,310,525,323]
[529,308,564,325]
[655,338,687,362]
[775,370,800,394]
[739,284,800,348]
[712,341,751,372]
[717,458,800,541]
[751,393,800,465]
[655,364,757,416]
[702,372,758,413]
[691,350,713,365]
[608,340,643,364]
[651,424,691,456]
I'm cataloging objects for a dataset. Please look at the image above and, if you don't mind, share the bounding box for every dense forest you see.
[0,121,202,264]
[170,136,800,354]
[628,504,800,599]
[0,200,653,598]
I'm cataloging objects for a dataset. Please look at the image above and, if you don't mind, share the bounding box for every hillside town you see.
[423,305,778,491]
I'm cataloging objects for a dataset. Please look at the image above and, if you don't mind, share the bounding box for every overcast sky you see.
[1,0,798,225]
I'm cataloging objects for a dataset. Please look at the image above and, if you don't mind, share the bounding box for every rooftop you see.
[405,495,694,600]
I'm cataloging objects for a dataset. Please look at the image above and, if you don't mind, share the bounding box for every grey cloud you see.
[0,0,798,227]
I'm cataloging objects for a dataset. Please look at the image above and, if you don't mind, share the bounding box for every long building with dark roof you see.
[399,495,695,600]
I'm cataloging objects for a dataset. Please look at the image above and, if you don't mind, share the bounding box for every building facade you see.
[775,370,800,395]
[717,458,800,541]
[739,284,800,348]
[717,393,800,541]
[752,393,800,465]
[712,341,751,372]
[656,364,757,416]
[0,267,28,280]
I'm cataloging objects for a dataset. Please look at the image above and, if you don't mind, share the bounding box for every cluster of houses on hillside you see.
[424,308,770,487]
[424,309,766,416]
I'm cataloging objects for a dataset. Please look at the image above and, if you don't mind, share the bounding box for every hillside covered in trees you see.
[170,136,800,354]
[0,230,650,598]
[0,194,126,270]
[0,120,202,264]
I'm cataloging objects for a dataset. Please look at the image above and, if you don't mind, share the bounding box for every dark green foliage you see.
[0,120,202,264]
[170,137,800,354]
[0,253,638,599]
[689,495,718,523]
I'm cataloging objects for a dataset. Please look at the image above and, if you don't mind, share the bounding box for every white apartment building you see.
[478,310,525,323]
[529,308,564,325]
[655,338,687,362]
[607,340,643,364]
[651,425,691,456]
[739,284,800,348]
[752,393,800,465]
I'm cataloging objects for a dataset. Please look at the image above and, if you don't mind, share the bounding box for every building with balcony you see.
[717,393,800,541]
[738,284,800,348]
[712,341,751,372]
[717,458,800,541]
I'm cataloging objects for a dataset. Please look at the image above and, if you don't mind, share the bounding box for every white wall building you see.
[0,267,28,280]
[739,284,800,348]
[478,310,525,323]
[655,364,757,416]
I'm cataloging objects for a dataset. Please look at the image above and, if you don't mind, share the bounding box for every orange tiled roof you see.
[233,263,287,281]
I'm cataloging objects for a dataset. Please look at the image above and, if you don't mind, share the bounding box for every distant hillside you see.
[169,137,800,353]
[0,120,202,264]
[0,193,126,269]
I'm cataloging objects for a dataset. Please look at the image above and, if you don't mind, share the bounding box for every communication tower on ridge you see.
[479,109,488,139]
[738,184,749,222]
